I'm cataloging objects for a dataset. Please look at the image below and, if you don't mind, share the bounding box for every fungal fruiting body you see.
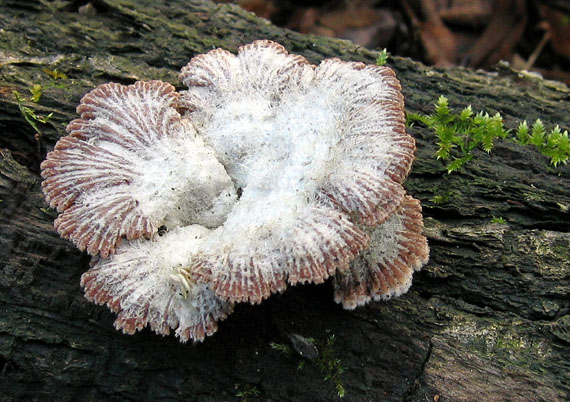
[41,40,429,342]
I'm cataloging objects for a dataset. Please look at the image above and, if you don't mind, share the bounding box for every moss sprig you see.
[516,120,569,167]
[375,48,390,66]
[407,96,569,173]
[317,335,345,398]
[235,383,260,402]
[13,91,54,135]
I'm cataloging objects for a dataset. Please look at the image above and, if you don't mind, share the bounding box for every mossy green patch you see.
[235,383,260,402]
[523,232,570,274]
[444,315,552,374]
[375,48,389,66]
[407,96,569,172]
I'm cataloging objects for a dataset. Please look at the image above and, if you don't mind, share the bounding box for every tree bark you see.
[0,1,568,401]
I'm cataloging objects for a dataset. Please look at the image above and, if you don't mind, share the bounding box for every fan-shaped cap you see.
[81,226,233,342]
[333,196,429,308]
[41,80,236,257]
[178,40,422,304]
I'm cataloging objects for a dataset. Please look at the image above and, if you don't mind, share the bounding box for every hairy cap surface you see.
[41,40,428,342]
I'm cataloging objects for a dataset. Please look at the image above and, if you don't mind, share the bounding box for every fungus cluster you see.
[41,40,429,342]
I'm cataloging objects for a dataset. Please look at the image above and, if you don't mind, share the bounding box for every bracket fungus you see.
[41,40,429,342]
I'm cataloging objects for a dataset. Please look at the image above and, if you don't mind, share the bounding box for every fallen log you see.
[0,1,568,401]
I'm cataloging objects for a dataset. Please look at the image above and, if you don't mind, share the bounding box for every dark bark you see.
[0,1,568,401]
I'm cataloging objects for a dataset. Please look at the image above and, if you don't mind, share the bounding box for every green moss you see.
[431,194,449,204]
[407,96,569,172]
[526,232,570,268]
[316,335,345,398]
[235,383,260,402]
[11,66,72,137]
[29,84,43,103]
[522,191,545,203]
[444,316,552,374]
[430,190,458,205]
[269,342,293,355]
[516,119,570,166]
[42,68,67,80]
[13,91,53,135]
[375,49,389,66]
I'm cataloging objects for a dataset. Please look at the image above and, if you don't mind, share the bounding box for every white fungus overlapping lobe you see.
[41,40,429,342]
[179,41,425,305]
[81,226,233,342]
[334,196,429,308]
[41,80,237,342]
[180,42,368,303]
[41,80,236,257]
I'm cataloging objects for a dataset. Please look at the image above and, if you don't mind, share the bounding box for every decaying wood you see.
[0,1,568,401]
